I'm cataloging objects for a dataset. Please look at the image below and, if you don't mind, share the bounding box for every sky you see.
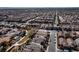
[0,0,78,7]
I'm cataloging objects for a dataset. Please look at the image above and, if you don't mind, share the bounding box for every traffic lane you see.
[48,30,56,52]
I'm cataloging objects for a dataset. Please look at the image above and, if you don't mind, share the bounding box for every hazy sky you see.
[0,0,78,7]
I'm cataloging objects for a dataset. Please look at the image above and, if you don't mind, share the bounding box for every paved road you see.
[26,16,38,25]
[48,11,58,52]
[48,30,57,52]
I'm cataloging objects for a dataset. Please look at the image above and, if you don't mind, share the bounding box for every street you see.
[48,30,57,52]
